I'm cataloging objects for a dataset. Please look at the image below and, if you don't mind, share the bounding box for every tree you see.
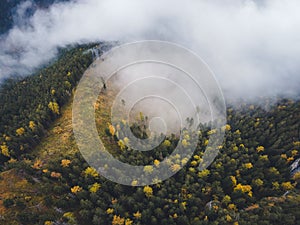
[16,127,25,136]
[143,186,153,198]
[281,182,294,191]
[71,186,83,194]
[48,101,60,115]
[1,143,10,157]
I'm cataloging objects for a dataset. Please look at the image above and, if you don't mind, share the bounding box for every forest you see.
[0,43,299,224]
[0,44,93,164]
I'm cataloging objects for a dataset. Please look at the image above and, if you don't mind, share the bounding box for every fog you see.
[0,0,300,100]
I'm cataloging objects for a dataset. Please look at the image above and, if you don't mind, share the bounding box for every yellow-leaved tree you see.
[108,124,115,136]
[112,215,125,225]
[281,181,294,191]
[89,183,101,193]
[16,127,25,136]
[29,121,36,131]
[133,211,142,219]
[61,159,71,167]
[256,146,265,152]
[84,167,99,177]
[48,101,60,115]
[143,186,153,198]
[0,143,10,157]
[234,183,253,197]
[71,186,82,194]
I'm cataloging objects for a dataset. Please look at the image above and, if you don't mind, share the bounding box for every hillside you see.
[0,49,300,224]
[0,0,300,224]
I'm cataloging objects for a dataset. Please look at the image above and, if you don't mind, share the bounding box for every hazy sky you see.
[0,0,299,100]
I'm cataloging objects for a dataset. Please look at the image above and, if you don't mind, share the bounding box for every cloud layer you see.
[0,0,299,100]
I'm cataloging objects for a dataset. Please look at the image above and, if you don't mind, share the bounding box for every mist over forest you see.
[0,1,299,225]
[1,0,300,100]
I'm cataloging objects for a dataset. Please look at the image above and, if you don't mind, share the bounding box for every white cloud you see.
[0,0,299,99]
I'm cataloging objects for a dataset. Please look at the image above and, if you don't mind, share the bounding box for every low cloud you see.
[0,0,299,100]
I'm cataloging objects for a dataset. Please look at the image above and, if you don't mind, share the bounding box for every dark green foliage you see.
[0,44,299,224]
[23,98,297,225]
[3,198,14,208]
[0,44,93,163]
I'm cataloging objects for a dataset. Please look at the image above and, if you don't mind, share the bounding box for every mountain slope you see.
[1,79,300,224]
[0,44,299,224]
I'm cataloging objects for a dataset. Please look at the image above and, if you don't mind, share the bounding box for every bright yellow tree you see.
[61,159,71,167]
[84,167,99,177]
[71,186,82,194]
[153,159,160,167]
[89,183,101,193]
[32,159,43,169]
[125,218,133,225]
[112,215,125,225]
[256,146,264,152]
[198,169,210,178]
[243,163,253,169]
[109,124,116,136]
[1,143,10,157]
[234,183,252,197]
[118,140,126,151]
[143,186,153,197]
[106,208,114,214]
[281,181,294,191]
[29,121,36,130]
[133,211,142,219]
[230,176,237,186]
[48,101,60,115]
[16,127,25,136]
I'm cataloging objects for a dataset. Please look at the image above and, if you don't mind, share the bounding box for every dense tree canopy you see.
[0,44,299,225]
[0,44,93,163]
